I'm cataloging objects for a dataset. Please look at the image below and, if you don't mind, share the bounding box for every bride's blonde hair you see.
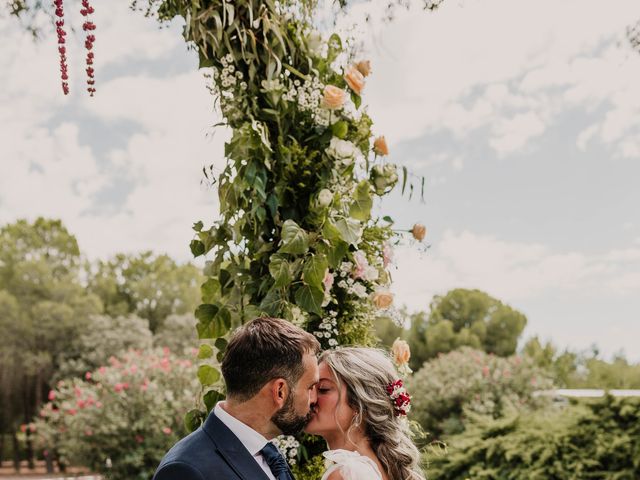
[319,347,426,480]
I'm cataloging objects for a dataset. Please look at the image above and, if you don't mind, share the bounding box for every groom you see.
[153,316,320,480]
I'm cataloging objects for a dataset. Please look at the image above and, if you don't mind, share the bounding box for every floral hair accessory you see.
[386,379,411,416]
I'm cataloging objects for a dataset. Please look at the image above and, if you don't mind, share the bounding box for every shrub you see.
[34,348,197,480]
[429,396,640,479]
[409,347,552,438]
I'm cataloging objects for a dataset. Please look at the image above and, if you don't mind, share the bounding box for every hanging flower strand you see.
[81,0,96,96]
[54,0,69,95]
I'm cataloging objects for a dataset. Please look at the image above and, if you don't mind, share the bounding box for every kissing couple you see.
[153,317,425,480]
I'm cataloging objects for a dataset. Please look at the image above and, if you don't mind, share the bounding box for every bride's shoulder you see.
[321,449,383,480]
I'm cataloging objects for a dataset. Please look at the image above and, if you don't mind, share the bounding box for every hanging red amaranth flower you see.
[54,0,69,95]
[81,0,96,96]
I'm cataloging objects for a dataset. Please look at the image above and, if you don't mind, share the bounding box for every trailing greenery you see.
[429,396,640,480]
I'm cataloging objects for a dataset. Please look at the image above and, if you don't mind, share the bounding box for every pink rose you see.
[344,67,365,95]
[322,85,346,110]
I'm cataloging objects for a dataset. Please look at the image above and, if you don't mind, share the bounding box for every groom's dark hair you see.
[221,316,320,401]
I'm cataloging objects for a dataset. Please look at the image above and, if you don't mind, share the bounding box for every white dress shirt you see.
[214,402,277,480]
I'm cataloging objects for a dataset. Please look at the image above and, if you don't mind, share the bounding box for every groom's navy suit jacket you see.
[153,411,272,480]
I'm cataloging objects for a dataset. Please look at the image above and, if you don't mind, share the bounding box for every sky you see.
[2,0,640,360]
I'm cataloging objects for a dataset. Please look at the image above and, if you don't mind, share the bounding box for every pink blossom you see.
[162,427,172,435]
[352,251,368,279]
[67,408,77,416]
[163,347,171,357]
[382,243,394,268]
[85,429,93,436]
[85,371,92,380]
[96,402,103,408]
[482,365,490,378]
[48,390,56,401]
[98,366,106,374]
[322,270,334,294]
[77,400,86,409]
[20,424,27,433]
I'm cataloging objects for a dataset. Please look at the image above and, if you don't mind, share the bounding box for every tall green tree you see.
[88,252,202,332]
[408,289,527,370]
[0,218,101,464]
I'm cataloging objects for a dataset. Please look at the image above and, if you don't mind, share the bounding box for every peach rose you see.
[344,67,365,95]
[411,223,426,241]
[391,338,411,366]
[373,136,389,156]
[356,60,371,77]
[372,289,394,309]
[322,85,346,109]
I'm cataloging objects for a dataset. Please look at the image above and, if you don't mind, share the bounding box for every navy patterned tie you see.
[259,442,292,480]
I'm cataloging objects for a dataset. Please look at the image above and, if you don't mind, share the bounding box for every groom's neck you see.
[220,398,278,439]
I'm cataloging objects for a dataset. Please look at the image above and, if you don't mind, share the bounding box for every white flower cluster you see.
[271,435,300,466]
[214,54,247,91]
[313,310,339,347]
[336,262,369,298]
[281,76,330,126]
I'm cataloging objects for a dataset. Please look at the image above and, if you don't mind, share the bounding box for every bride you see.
[305,347,425,480]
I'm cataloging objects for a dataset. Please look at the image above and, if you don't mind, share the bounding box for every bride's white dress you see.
[321,449,383,480]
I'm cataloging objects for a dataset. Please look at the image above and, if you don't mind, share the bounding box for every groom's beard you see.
[271,391,312,436]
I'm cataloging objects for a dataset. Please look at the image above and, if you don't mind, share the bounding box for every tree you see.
[408,289,527,370]
[88,252,202,332]
[0,218,101,467]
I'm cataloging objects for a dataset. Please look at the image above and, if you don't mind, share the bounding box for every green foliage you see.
[0,218,101,440]
[523,336,640,389]
[88,252,202,332]
[33,349,198,480]
[408,347,553,439]
[408,289,527,370]
[429,396,640,479]
[154,314,199,357]
[55,314,153,382]
[138,3,419,462]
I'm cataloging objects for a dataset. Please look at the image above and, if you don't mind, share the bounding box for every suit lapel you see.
[203,411,271,480]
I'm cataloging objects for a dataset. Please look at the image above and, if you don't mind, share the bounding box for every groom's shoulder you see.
[154,427,214,479]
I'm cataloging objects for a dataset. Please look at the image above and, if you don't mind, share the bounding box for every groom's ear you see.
[269,378,289,408]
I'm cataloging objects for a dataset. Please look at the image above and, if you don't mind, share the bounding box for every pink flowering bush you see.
[34,348,198,480]
[408,347,553,439]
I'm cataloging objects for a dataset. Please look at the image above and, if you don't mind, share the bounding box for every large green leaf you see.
[322,220,342,242]
[349,180,373,221]
[259,287,286,316]
[327,240,349,268]
[184,409,205,433]
[302,254,328,291]
[335,218,363,245]
[201,278,221,303]
[294,284,324,316]
[195,304,231,339]
[279,220,309,255]
[197,365,221,386]
[268,255,292,288]
[203,390,225,413]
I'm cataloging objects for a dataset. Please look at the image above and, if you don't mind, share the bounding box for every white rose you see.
[326,137,357,165]
[317,189,333,207]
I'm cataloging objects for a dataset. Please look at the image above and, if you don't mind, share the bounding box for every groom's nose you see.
[309,384,318,405]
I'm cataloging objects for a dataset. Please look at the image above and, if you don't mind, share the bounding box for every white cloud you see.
[335,0,640,157]
[391,230,640,312]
